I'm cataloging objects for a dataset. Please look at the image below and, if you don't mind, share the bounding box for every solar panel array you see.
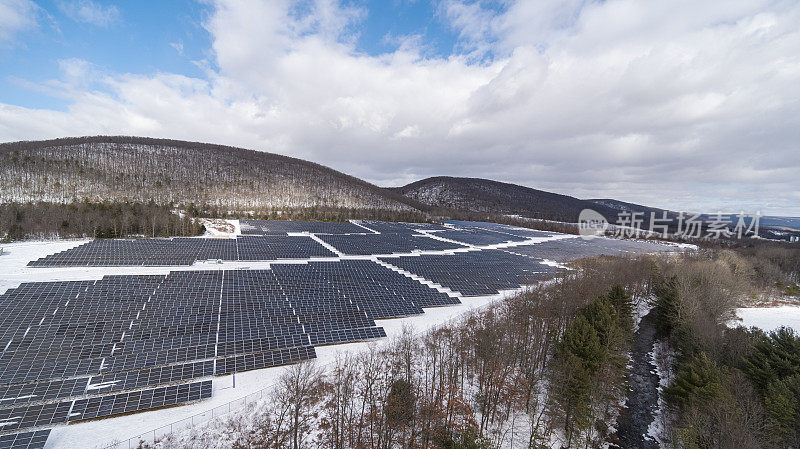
[357,221,446,234]
[381,250,559,296]
[0,259,462,447]
[319,233,466,255]
[3,220,677,448]
[505,237,672,262]
[443,221,557,238]
[27,235,335,267]
[240,219,366,235]
[430,227,542,246]
[0,430,49,449]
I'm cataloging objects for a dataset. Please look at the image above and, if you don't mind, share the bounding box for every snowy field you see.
[732,306,800,333]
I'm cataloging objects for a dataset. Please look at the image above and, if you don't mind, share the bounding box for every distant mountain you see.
[760,216,800,232]
[3,137,795,238]
[0,136,424,213]
[391,176,667,222]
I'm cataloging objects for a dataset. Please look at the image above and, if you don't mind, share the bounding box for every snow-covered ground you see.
[198,218,240,237]
[0,239,91,294]
[732,306,800,332]
[647,339,676,445]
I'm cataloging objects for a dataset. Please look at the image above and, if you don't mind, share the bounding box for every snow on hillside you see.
[0,138,417,211]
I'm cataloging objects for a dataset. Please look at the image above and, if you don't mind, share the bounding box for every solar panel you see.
[68,381,212,422]
[505,237,672,262]
[381,250,559,296]
[27,235,335,266]
[0,219,642,448]
[0,430,50,449]
[239,220,365,235]
[318,233,466,255]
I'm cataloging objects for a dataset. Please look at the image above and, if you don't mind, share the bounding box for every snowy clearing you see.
[731,306,800,333]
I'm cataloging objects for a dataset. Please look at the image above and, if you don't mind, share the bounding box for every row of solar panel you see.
[239,219,368,235]
[504,237,672,262]
[26,220,555,268]
[27,235,336,267]
[380,250,560,296]
[317,233,466,255]
[2,260,444,445]
[0,361,213,407]
[0,430,49,449]
[0,381,211,433]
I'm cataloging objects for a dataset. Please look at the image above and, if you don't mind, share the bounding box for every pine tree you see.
[745,327,800,393]
[665,352,726,410]
[561,315,606,374]
[764,379,797,443]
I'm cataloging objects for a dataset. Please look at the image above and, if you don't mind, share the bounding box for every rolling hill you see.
[391,176,667,223]
[2,137,795,239]
[0,136,423,212]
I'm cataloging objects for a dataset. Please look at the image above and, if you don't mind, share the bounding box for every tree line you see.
[0,137,420,212]
[0,201,204,241]
[651,245,800,448]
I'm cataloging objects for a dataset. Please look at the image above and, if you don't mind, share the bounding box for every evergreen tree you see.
[665,352,726,410]
[561,315,605,374]
[764,379,797,443]
[745,327,800,393]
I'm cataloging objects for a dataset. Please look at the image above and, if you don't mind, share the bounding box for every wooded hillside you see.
[0,136,423,212]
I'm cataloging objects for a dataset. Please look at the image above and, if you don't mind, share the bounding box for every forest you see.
[0,200,440,241]
[0,137,420,212]
[0,201,205,241]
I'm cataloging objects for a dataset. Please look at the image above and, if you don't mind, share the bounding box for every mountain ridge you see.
[390,175,669,223]
[0,136,427,213]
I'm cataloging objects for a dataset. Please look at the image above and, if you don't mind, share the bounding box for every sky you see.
[0,0,798,216]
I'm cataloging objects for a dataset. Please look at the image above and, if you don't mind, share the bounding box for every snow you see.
[0,239,92,295]
[647,339,675,445]
[731,306,800,333]
[198,219,240,237]
[632,296,653,333]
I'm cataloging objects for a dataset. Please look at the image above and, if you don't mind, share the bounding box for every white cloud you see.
[0,0,39,44]
[170,41,184,55]
[57,0,119,27]
[1,0,800,215]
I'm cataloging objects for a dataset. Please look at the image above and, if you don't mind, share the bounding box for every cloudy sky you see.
[1,0,798,216]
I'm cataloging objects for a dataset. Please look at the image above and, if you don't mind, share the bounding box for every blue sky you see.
[1,0,472,110]
[1,0,798,216]
[1,1,210,108]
